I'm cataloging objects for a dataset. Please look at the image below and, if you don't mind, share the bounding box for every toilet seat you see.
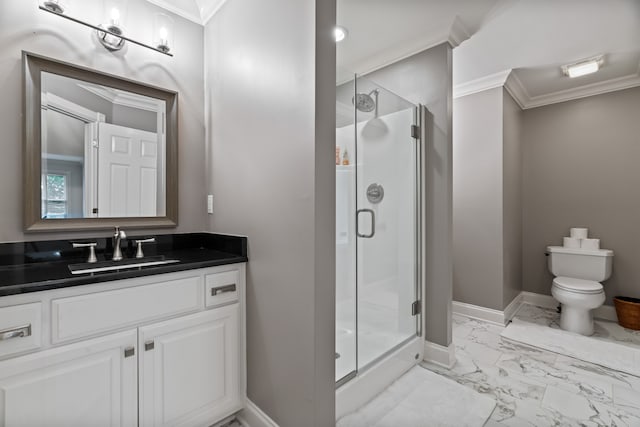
[553,276,603,294]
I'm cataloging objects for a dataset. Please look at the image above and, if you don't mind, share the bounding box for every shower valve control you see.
[366,183,384,204]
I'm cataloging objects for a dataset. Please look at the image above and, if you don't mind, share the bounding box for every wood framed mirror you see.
[23,51,178,232]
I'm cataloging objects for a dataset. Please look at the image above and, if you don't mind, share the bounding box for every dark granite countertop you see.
[0,233,247,296]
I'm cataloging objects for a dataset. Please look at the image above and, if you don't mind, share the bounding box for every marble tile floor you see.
[514,303,640,349]
[421,308,640,426]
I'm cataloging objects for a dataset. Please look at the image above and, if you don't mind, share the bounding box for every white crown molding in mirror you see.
[77,84,164,112]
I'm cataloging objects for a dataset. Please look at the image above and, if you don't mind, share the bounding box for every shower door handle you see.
[356,209,375,238]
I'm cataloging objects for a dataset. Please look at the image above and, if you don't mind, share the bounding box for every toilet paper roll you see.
[563,237,581,248]
[581,238,600,250]
[570,228,589,239]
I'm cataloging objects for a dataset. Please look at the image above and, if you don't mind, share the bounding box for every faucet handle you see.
[134,238,156,259]
[72,242,98,263]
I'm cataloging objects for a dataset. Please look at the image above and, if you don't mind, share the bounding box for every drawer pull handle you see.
[145,340,155,351]
[124,346,135,358]
[211,284,236,296]
[0,324,31,341]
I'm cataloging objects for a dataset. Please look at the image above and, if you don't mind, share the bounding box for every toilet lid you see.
[553,277,603,294]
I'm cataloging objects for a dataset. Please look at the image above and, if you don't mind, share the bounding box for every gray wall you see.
[502,89,523,308]
[522,86,640,304]
[364,43,453,347]
[453,87,523,311]
[204,0,336,425]
[0,0,206,242]
[453,87,504,311]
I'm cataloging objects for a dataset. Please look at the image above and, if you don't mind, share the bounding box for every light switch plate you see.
[207,195,213,214]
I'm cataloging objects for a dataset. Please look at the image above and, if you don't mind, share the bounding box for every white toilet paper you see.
[570,228,589,239]
[563,237,581,248]
[581,238,600,250]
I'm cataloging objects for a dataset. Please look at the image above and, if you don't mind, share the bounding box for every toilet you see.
[546,245,614,336]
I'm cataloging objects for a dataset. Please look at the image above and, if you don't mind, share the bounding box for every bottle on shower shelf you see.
[342,148,350,165]
[336,146,341,165]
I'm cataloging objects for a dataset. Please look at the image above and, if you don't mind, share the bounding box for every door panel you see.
[0,330,137,427]
[97,123,158,217]
[139,305,241,427]
[354,77,419,369]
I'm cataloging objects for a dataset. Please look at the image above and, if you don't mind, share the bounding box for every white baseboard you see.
[237,399,279,427]
[423,340,456,369]
[520,291,618,322]
[594,303,618,322]
[453,291,619,326]
[519,291,557,310]
[503,292,524,323]
[452,301,505,326]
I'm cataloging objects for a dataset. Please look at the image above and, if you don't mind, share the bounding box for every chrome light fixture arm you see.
[38,5,173,57]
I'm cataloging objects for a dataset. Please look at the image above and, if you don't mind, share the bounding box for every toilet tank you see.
[546,246,613,282]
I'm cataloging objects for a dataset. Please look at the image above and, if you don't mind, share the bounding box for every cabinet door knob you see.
[145,340,155,351]
[124,346,135,358]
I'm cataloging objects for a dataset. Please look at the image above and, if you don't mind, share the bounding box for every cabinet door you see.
[0,329,137,427]
[139,304,240,427]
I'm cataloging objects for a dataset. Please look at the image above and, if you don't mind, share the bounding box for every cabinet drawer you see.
[205,270,239,308]
[52,275,203,343]
[0,303,41,359]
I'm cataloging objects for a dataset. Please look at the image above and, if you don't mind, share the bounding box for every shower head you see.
[353,89,379,113]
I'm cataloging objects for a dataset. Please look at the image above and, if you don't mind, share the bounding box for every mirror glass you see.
[41,72,166,219]
[24,52,178,232]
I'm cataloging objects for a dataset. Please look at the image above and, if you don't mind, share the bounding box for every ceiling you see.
[337,0,640,107]
[145,0,226,25]
[152,0,640,107]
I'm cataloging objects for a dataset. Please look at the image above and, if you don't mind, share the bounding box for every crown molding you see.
[342,16,469,79]
[453,69,511,99]
[200,0,228,25]
[522,72,640,109]
[144,0,203,25]
[504,71,529,109]
[144,0,228,25]
[455,67,640,109]
[78,84,163,112]
[448,16,471,48]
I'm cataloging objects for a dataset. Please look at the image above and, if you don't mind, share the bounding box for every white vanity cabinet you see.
[139,305,240,427]
[0,263,246,427]
[0,329,138,427]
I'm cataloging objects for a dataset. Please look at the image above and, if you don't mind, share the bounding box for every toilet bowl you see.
[551,277,605,335]
[547,246,613,336]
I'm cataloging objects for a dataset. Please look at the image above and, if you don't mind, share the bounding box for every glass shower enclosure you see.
[335,73,422,386]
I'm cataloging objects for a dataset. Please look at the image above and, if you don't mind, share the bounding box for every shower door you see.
[354,76,421,371]
[335,73,422,385]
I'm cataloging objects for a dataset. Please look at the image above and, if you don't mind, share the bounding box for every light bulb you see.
[334,26,348,43]
[567,61,599,78]
[110,7,120,25]
[159,27,168,40]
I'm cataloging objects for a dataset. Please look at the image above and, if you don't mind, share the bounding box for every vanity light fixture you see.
[153,13,174,54]
[38,0,174,57]
[334,26,348,43]
[562,56,603,78]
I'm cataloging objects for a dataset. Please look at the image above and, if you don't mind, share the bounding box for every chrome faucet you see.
[112,226,127,261]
